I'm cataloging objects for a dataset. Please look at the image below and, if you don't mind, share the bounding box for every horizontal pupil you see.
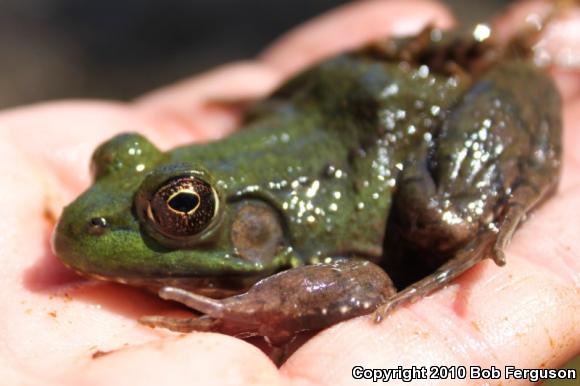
[168,191,199,213]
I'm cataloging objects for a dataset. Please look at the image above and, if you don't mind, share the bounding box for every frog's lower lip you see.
[68,266,252,297]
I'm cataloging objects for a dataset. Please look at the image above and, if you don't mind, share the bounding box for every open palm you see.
[0,1,578,385]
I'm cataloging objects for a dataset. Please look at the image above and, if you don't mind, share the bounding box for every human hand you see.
[0,1,578,385]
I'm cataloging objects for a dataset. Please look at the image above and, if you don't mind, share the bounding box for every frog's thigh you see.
[394,148,480,254]
[379,159,493,320]
[140,259,395,341]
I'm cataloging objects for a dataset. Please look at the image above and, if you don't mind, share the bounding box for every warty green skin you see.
[55,56,467,282]
[53,38,562,341]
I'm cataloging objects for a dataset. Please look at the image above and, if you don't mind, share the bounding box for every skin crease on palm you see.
[0,0,578,384]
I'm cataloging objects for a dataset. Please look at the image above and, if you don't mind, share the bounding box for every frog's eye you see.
[145,175,219,239]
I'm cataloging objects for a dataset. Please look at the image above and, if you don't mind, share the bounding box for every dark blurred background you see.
[0,0,510,108]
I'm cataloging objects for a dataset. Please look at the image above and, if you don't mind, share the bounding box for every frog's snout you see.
[52,203,109,267]
[52,213,75,266]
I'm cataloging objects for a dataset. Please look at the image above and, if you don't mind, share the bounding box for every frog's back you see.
[169,53,472,262]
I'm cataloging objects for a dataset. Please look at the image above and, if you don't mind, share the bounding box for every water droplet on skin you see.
[379,110,396,130]
[473,23,491,42]
[478,129,488,141]
[381,83,399,98]
[306,180,320,198]
[417,65,430,79]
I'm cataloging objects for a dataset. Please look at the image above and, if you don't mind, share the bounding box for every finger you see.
[61,334,282,386]
[0,101,184,203]
[494,0,580,101]
[261,0,454,77]
[560,99,580,190]
[135,0,454,138]
[135,62,281,140]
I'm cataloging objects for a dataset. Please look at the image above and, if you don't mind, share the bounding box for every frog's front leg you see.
[140,259,396,343]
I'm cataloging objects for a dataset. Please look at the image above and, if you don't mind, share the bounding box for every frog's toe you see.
[492,246,507,266]
[139,314,219,333]
[159,286,226,318]
[372,300,396,324]
[372,286,424,323]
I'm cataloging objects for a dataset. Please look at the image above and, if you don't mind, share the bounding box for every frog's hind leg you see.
[374,176,559,323]
[374,147,493,321]
[376,59,562,322]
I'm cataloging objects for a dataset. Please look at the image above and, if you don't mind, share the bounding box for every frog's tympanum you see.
[53,24,562,343]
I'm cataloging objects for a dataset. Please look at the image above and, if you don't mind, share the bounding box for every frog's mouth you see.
[72,267,259,298]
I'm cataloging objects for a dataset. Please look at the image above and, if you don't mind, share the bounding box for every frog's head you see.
[53,133,288,294]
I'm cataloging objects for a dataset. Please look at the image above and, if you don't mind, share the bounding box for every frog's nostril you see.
[88,217,108,236]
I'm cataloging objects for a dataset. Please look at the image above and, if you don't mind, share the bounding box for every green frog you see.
[53,25,562,343]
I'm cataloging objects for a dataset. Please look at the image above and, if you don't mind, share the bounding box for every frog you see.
[52,21,562,343]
